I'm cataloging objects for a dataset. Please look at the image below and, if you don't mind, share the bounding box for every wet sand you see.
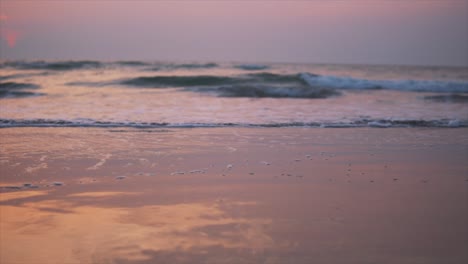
[1,127,467,264]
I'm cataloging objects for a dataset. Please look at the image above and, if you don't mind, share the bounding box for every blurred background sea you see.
[1,60,467,128]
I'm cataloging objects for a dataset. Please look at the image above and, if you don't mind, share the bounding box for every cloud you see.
[0,14,8,21]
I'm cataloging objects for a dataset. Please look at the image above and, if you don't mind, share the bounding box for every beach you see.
[1,127,467,263]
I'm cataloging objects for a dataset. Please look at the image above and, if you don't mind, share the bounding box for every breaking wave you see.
[300,73,468,93]
[246,72,309,84]
[121,72,468,93]
[120,73,337,98]
[0,118,466,129]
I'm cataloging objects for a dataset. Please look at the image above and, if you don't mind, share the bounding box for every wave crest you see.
[121,73,307,88]
[1,118,465,128]
[0,81,42,98]
[191,84,338,98]
[1,60,103,71]
[235,64,269,70]
[300,73,468,93]
[121,75,238,87]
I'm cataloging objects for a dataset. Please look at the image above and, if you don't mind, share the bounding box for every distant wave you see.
[1,60,103,71]
[123,72,308,86]
[0,72,50,81]
[190,84,338,99]
[424,94,468,103]
[0,81,43,98]
[0,82,39,90]
[147,62,219,71]
[114,61,151,66]
[235,64,270,70]
[0,91,43,98]
[0,60,222,71]
[300,73,468,93]
[121,73,307,87]
[121,75,238,87]
[65,81,111,87]
[1,118,466,128]
[169,63,218,69]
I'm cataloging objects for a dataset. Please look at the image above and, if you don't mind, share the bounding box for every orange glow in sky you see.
[3,29,20,48]
[0,14,20,48]
[0,13,20,48]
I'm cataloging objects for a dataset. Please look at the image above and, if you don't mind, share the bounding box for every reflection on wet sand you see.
[1,191,273,264]
[0,190,48,202]
[68,191,138,198]
[1,127,467,264]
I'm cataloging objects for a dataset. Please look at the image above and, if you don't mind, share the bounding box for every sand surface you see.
[1,127,467,264]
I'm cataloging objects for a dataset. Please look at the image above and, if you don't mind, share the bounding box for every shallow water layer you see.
[1,127,467,264]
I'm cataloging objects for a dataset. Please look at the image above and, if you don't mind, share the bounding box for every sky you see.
[0,0,467,66]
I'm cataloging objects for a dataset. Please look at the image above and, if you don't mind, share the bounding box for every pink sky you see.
[0,0,467,66]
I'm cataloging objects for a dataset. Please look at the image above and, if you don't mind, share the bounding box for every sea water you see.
[1,60,467,128]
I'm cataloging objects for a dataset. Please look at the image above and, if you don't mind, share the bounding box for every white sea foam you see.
[367,121,392,128]
[300,73,468,93]
[0,118,466,128]
[87,154,112,170]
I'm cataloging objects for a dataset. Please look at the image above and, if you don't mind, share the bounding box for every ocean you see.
[1,60,467,128]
